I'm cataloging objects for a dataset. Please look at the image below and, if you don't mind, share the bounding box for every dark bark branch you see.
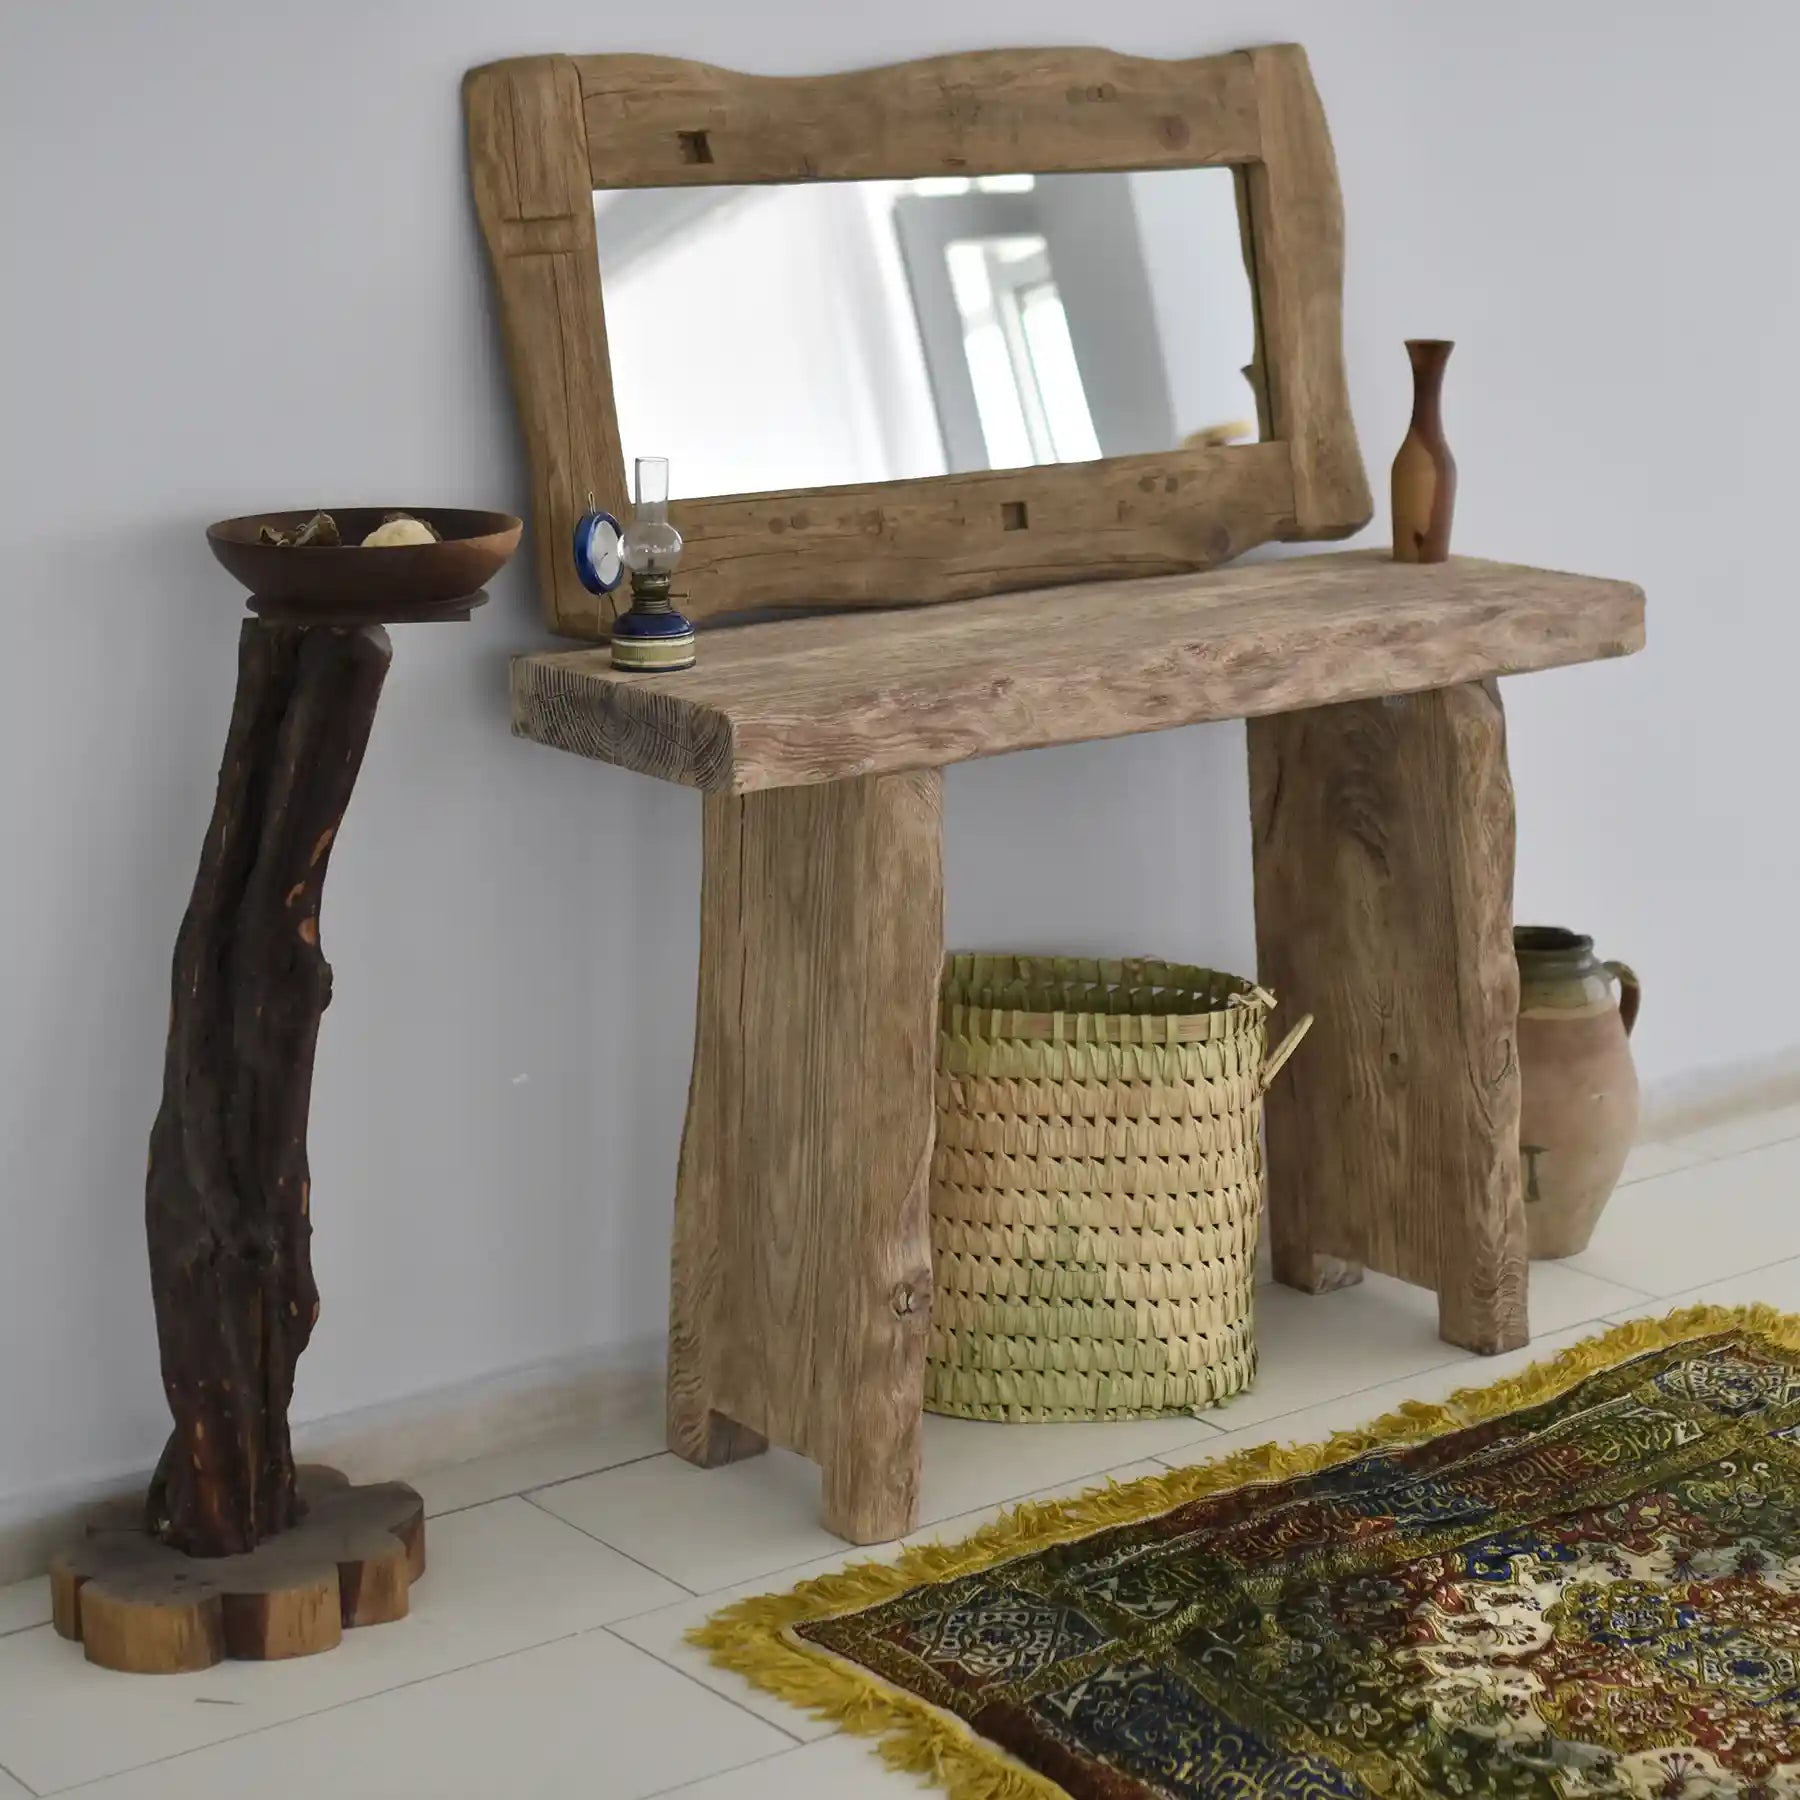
[145,621,391,1555]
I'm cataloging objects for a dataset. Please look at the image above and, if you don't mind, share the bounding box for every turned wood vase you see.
[1391,338,1457,563]
[1516,926,1641,1259]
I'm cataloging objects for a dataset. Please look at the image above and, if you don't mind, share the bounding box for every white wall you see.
[3,0,1795,1517]
[1131,169,1260,441]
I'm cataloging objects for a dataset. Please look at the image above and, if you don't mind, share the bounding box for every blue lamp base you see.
[610,604,696,673]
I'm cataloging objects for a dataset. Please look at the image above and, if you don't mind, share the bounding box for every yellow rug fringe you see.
[690,1304,1800,1800]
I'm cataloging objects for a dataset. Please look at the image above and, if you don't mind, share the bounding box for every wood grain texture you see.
[467,43,1370,637]
[145,621,390,1558]
[575,47,1261,185]
[669,441,1295,621]
[1241,45,1370,538]
[1249,682,1527,1354]
[51,1468,424,1674]
[465,57,626,639]
[1392,339,1458,562]
[511,552,1645,792]
[668,772,942,1542]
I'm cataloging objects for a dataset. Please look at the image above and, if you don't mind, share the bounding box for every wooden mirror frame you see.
[466,46,1370,641]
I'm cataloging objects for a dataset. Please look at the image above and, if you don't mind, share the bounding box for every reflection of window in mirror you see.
[593,168,1261,502]
[898,177,1126,470]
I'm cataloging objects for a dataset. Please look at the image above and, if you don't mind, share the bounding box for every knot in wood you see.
[891,1273,933,1321]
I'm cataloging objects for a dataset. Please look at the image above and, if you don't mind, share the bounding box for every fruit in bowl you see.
[358,513,440,548]
[255,510,444,549]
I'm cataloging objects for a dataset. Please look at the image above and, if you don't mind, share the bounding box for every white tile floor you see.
[5,1112,1800,1798]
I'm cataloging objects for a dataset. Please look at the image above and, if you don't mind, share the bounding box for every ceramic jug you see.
[1516,926,1640,1258]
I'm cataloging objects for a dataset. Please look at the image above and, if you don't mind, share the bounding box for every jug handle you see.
[1604,961,1641,1036]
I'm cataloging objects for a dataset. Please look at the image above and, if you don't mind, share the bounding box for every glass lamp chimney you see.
[622,456,683,604]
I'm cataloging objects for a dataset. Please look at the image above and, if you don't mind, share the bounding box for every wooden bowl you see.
[207,508,523,623]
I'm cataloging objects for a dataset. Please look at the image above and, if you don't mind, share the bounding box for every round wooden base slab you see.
[50,1467,425,1674]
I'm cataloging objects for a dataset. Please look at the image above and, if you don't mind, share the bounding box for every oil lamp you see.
[570,456,696,671]
[611,456,695,672]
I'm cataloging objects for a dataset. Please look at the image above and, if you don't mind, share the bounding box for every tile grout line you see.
[1565,1245,1800,1306]
[1148,1274,1800,1471]
[1607,1140,1759,1190]
[513,1447,671,1498]
[40,1633,593,1797]
[1193,1343,1485,1444]
[599,1623,811,1747]
[0,1752,37,1800]
[597,1449,1231,1630]
[916,1448,1235,1537]
[638,1738,813,1800]
[454,1435,1232,1606]
[1600,1251,1800,1325]
[27,1595,845,1799]
[422,1445,671,1522]
[520,1491,700,1596]
[1553,1265,1661,1298]
[1671,1123,1800,1160]
[1159,1306,1635,1460]
[1648,1123,1800,1155]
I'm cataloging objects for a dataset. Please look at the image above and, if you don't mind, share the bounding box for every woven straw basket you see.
[925,954,1311,1423]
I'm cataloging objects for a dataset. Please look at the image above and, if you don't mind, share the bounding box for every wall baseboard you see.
[7,1052,1798,1595]
[0,1338,662,1591]
[1638,1043,1800,1144]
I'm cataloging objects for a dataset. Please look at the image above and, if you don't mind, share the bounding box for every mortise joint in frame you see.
[678,130,715,165]
[1000,501,1029,532]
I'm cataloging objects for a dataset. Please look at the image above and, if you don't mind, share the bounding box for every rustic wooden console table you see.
[511,549,1644,1542]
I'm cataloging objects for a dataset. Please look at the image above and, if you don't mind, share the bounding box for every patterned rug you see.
[694,1308,1800,1800]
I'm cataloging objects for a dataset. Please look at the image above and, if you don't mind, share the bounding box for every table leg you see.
[668,769,943,1542]
[1247,682,1526,1354]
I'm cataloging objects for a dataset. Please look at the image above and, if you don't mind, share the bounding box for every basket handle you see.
[1259,1013,1314,1092]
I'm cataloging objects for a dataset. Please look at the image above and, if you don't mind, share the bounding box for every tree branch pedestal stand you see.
[51,509,518,1674]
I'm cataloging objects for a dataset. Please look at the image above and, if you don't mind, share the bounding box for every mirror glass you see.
[594,170,1261,500]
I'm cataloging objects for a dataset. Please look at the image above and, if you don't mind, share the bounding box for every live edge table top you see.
[508,550,1645,794]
